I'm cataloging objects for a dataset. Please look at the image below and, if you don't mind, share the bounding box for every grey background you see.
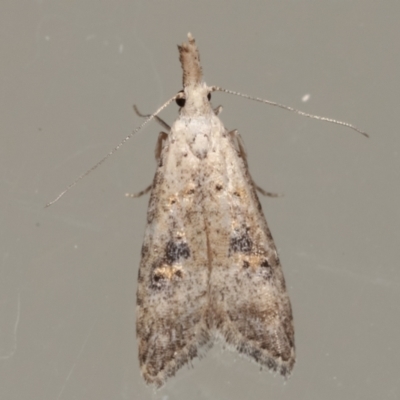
[1,1,399,399]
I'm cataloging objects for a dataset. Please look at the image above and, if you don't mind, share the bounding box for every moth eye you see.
[176,97,186,107]
[176,90,185,107]
[207,92,211,101]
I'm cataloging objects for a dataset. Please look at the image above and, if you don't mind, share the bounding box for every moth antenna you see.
[212,86,368,138]
[46,94,179,207]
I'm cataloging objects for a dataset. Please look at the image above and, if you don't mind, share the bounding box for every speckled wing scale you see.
[136,33,295,388]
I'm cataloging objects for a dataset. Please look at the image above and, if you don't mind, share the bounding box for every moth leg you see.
[133,105,171,130]
[213,105,223,115]
[125,111,170,198]
[154,131,169,161]
[229,129,281,198]
[125,185,152,198]
[133,105,169,161]
[255,185,282,198]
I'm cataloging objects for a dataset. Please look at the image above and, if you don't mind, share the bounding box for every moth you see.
[46,32,366,389]
[136,33,295,388]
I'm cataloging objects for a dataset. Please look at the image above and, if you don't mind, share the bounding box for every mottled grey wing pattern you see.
[136,134,211,388]
[202,130,295,376]
[137,122,294,387]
